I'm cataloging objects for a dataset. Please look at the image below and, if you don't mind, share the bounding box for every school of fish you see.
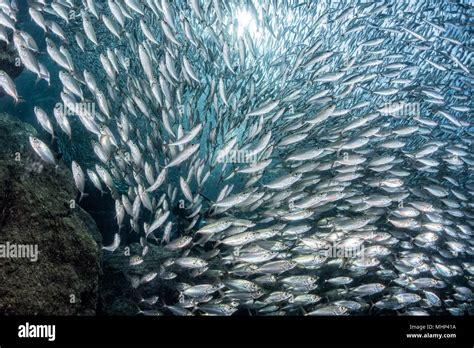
[0,0,473,316]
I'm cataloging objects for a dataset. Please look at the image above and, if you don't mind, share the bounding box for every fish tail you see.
[14,96,26,106]
[79,192,89,202]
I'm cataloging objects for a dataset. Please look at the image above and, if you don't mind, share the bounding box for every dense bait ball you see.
[0,0,473,316]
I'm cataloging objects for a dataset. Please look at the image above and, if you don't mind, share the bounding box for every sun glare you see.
[236,9,260,38]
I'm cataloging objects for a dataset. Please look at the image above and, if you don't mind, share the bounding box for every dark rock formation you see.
[0,41,23,80]
[0,113,102,315]
[99,243,175,315]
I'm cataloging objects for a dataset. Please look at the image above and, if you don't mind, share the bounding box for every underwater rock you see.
[0,41,22,80]
[98,248,139,316]
[0,113,102,315]
[99,243,175,315]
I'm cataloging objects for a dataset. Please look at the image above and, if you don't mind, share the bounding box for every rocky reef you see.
[0,112,102,315]
[0,41,22,80]
[99,243,175,315]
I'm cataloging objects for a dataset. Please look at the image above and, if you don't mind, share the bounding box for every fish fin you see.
[134,304,143,316]
[79,192,89,202]
[368,302,375,315]
[198,192,213,203]
[14,96,26,106]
